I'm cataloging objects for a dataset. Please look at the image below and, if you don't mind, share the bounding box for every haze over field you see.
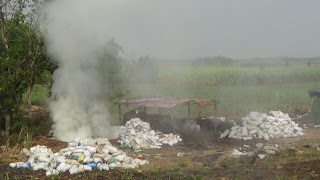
[68,0,319,60]
[39,0,320,140]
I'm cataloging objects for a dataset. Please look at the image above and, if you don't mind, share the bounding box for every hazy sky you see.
[70,1,320,59]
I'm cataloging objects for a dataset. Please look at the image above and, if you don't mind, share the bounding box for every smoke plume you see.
[40,0,122,141]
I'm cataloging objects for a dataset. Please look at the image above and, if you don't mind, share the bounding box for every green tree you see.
[96,39,129,105]
[131,56,159,84]
[0,0,54,135]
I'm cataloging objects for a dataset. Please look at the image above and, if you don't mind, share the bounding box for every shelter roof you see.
[118,97,217,109]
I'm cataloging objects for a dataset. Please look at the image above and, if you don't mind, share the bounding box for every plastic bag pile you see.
[221,111,304,140]
[118,118,182,149]
[9,138,149,176]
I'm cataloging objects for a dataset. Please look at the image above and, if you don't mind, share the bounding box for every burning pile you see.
[221,111,304,140]
[9,138,149,176]
[118,118,182,149]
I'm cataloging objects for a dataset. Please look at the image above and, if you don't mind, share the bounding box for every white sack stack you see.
[222,111,303,140]
[118,118,182,149]
[9,138,149,176]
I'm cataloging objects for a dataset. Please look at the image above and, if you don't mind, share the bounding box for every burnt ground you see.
[1,127,320,180]
[1,107,320,179]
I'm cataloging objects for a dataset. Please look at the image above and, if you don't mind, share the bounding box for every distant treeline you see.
[192,56,234,66]
[191,56,320,67]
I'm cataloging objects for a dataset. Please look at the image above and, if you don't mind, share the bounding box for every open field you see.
[4,64,320,180]
[126,82,320,119]
[158,65,320,86]
[23,65,320,121]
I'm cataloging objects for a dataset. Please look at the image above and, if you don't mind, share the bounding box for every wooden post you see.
[188,102,190,118]
[214,101,217,115]
[159,108,161,114]
[118,104,122,124]
[5,113,10,137]
[214,101,217,133]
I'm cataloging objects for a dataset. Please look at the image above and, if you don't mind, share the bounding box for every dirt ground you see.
[1,124,320,180]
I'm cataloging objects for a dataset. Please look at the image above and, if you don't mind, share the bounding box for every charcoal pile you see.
[9,138,149,176]
[118,118,182,149]
[221,111,304,140]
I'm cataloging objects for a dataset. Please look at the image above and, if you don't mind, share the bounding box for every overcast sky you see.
[67,0,320,59]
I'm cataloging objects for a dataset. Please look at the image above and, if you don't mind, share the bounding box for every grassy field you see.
[158,65,320,86]
[22,85,49,105]
[124,81,320,120]
[23,64,320,121]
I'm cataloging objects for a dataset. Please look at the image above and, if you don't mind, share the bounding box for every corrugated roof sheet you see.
[118,97,216,108]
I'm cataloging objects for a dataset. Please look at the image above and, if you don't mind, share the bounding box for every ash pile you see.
[221,111,304,140]
[9,138,149,176]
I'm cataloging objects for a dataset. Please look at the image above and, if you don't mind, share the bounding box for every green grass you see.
[22,85,49,105]
[122,81,320,119]
[23,65,320,121]
[158,65,320,86]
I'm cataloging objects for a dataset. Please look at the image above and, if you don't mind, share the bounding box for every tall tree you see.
[0,0,53,135]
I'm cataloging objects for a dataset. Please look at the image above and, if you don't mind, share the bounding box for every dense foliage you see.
[0,0,55,135]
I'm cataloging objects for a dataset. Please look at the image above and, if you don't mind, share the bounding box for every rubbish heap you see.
[9,138,149,176]
[118,118,182,149]
[221,111,304,140]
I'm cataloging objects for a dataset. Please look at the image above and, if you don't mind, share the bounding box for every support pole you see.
[188,102,190,118]
[214,101,217,115]
[118,104,122,124]
[214,101,217,133]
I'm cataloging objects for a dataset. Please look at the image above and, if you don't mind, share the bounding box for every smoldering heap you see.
[118,118,182,149]
[41,0,121,141]
[9,138,149,176]
[221,111,304,140]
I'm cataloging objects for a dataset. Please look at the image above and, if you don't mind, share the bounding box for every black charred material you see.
[308,87,320,98]
[123,109,234,143]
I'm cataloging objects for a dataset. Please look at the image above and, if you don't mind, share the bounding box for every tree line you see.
[0,0,56,136]
[0,0,160,136]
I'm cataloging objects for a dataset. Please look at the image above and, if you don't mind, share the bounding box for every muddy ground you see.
[1,125,320,180]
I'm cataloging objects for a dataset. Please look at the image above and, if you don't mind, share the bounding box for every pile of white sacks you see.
[118,118,182,149]
[9,138,149,176]
[221,111,304,140]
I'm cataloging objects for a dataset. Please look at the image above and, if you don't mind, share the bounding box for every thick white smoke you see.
[40,0,123,141]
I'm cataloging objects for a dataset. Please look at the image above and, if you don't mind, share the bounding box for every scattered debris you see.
[288,148,296,153]
[303,144,311,148]
[195,153,223,163]
[256,143,263,148]
[220,129,229,138]
[230,149,247,158]
[21,148,31,158]
[177,152,185,157]
[223,111,303,140]
[118,118,182,150]
[9,138,149,176]
[264,145,278,154]
[258,154,266,159]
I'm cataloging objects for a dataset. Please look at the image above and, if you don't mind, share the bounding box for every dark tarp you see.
[308,88,320,98]
[296,88,320,124]
[118,97,217,109]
